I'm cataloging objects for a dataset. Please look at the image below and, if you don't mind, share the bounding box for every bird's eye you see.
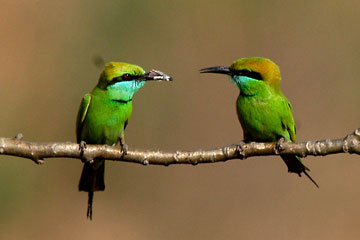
[122,74,132,80]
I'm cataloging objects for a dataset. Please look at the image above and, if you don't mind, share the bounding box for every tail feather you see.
[79,160,105,220]
[303,170,319,188]
[87,191,93,220]
[281,155,319,188]
[79,160,105,191]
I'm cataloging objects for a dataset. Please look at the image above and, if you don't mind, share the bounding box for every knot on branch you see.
[222,146,232,159]
[14,133,23,140]
[141,153,150,166]
[343,128,360,154]
[305,139,332,156]
[31,152,45,164]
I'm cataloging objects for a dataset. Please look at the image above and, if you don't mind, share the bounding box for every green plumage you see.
[76,90,132,146]
[76,62,172,219]
[201,57,318,187]
[236,85,295,143]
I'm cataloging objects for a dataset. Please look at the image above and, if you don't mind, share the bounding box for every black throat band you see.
[111,99,132,104]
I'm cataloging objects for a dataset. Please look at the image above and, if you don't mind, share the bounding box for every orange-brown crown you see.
[230,57,281,88]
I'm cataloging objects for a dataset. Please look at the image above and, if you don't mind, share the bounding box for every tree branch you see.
[1,129,359,166]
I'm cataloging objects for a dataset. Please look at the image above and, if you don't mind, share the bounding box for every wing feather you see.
[76,93,92,143]
[280,97,296,142]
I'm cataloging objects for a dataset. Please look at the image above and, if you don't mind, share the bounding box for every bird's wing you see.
[280,97,296,142]
[124,120,129,130]
[76,93,92,143]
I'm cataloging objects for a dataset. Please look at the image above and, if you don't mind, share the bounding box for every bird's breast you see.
[80,96,133,144]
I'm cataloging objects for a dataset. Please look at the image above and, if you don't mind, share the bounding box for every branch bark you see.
[1,129,359,166]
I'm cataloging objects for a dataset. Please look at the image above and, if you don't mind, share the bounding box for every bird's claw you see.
[275,137,286,154]
[79,141,87,153]
[118,137,128,156]
[236,141,246,159]
[121,143,128,156]
[79,141,89,162]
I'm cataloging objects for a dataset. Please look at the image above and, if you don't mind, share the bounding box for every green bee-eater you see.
[200,57,318,187]
[76,62,172,219]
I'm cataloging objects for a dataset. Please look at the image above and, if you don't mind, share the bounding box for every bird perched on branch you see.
[200,57,318,187]
[76,62,172,219]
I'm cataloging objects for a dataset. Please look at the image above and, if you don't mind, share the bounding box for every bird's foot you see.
[236,141,246,159]
[79,141,87,154]
[79,141,87,162]
[118,137,128,156]
[275,137,286,154]
[79,141,93,163]
[121,142,128,156]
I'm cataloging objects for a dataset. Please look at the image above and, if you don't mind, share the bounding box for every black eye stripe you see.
[233,70,263,80]
[109,74,136,84]
[111,76,122,82]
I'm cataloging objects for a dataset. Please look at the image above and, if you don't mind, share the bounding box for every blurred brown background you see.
[1,0,360,239]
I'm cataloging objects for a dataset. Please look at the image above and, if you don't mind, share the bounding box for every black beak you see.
[142,70,173,81]
[200,66,232,75]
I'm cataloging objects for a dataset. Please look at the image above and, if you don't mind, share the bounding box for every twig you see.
[0,129,359,165]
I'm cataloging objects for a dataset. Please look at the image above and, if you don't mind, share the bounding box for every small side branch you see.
[0,129,359,165]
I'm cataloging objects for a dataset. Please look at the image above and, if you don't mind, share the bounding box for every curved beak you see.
[200,66,232,75]
[142,70,173,81]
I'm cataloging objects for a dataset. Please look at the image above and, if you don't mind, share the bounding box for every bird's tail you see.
[280,155,319,188]
[87,191,93,220]
[78,160,105,220]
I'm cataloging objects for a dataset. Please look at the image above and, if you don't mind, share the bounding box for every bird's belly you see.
[236,97,280,142]
[81,118,125,145]
[81,103,132,145]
